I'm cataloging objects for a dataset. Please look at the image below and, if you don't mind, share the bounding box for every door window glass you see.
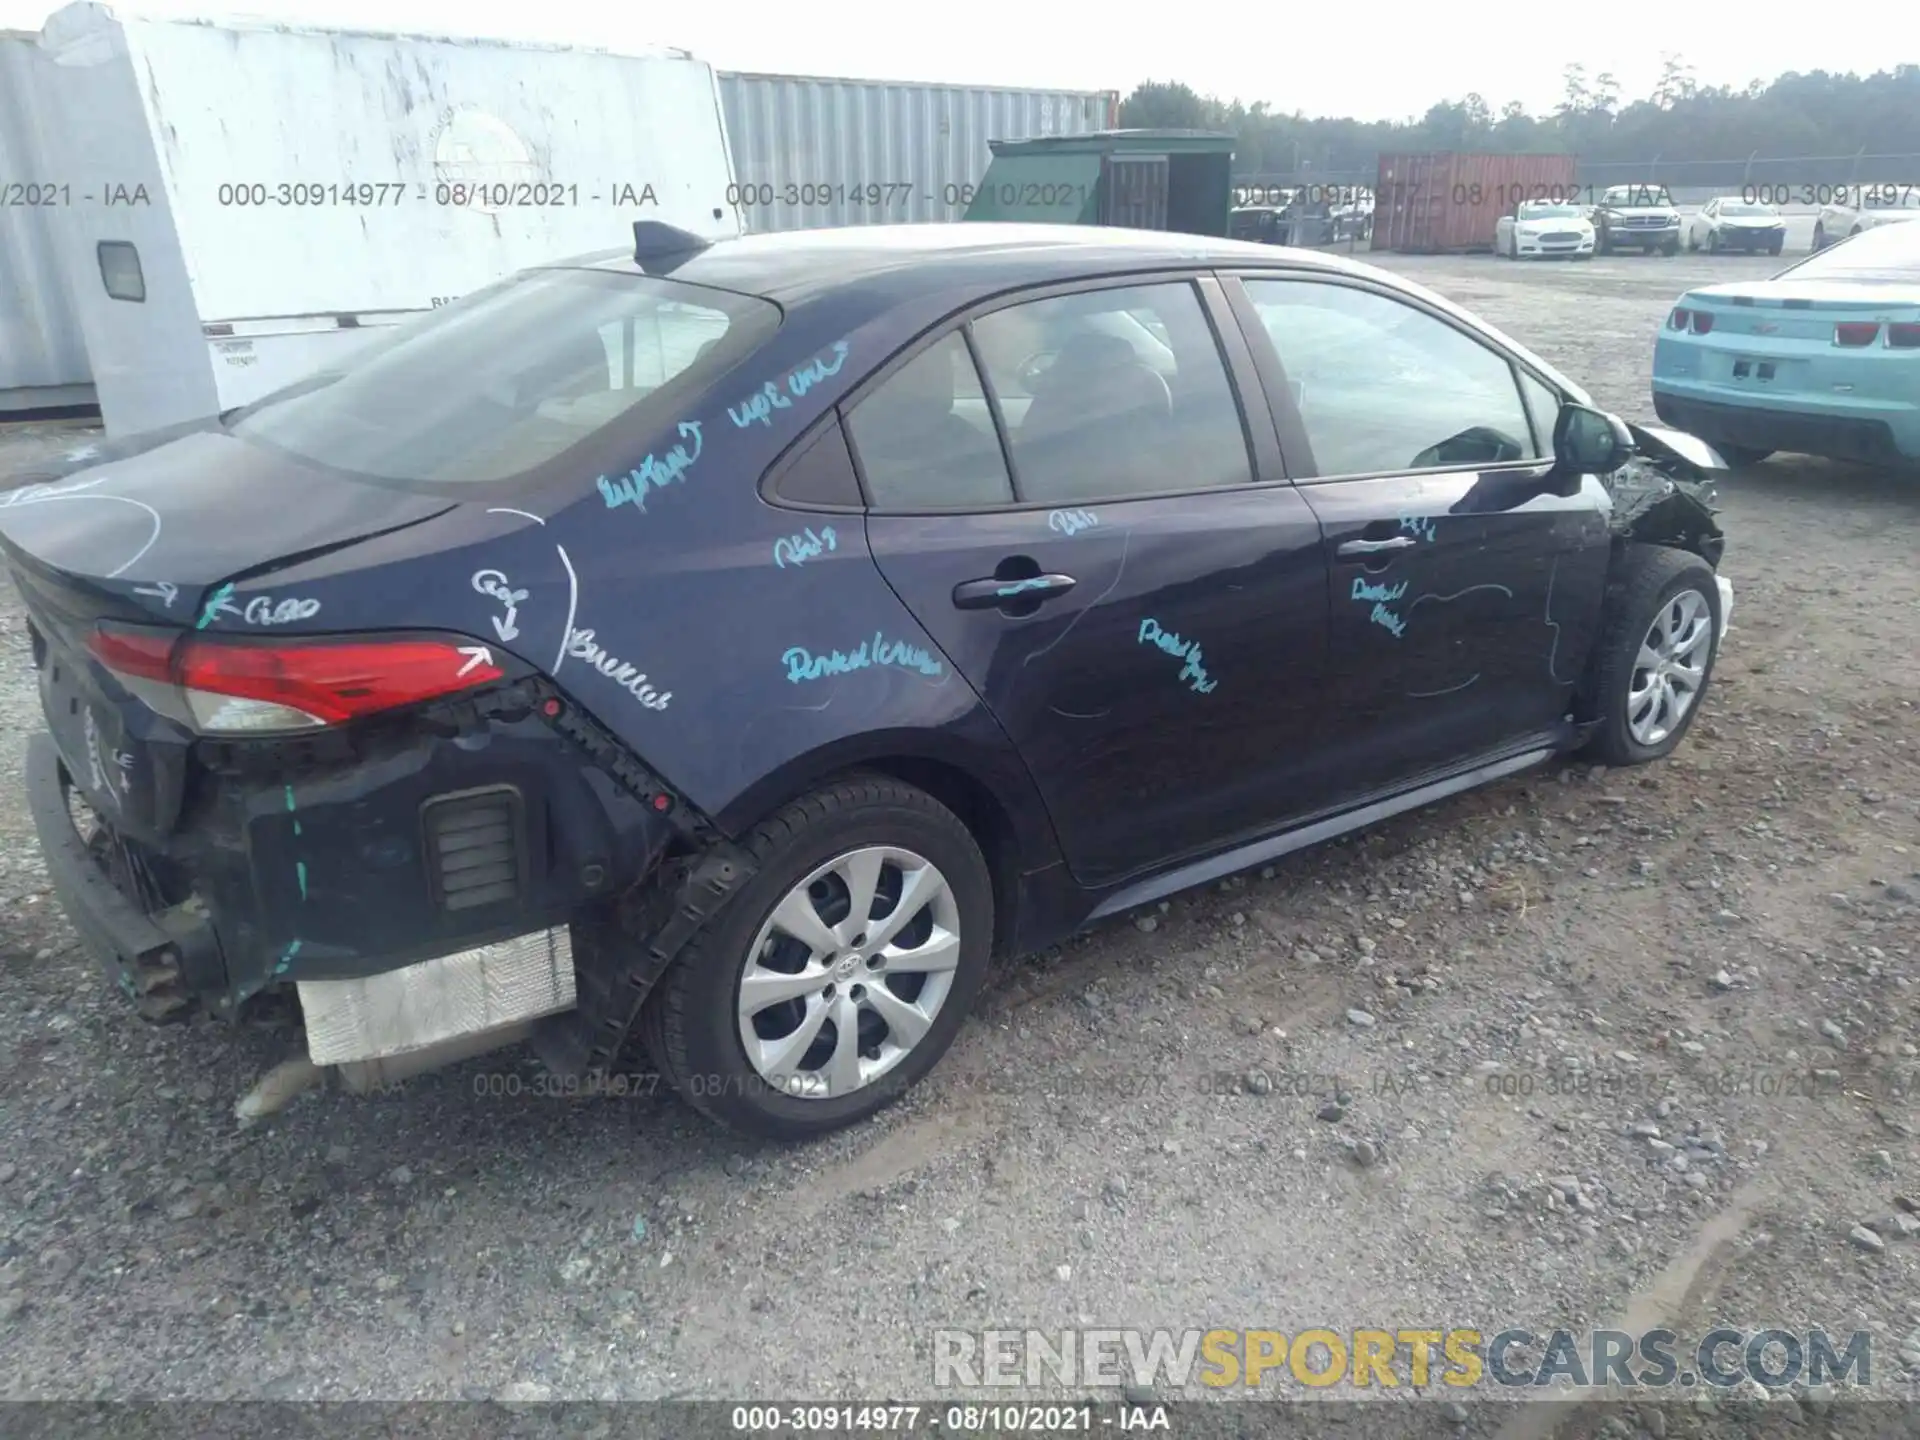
[845,332,1014,509]
[1242,279,1540,477]
[1515,370,1562,455]
[967,281,1252,504]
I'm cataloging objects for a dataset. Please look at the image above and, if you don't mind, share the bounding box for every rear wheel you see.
[640,775,993,1139]
[1584,547,1722,767]
[1812,222,1827,251]
[1707,229,1721,254]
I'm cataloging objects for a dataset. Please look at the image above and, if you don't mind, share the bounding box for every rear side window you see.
[1242,278,1539,477]
[226,269,780,485]
[845,333,1015,509]
[968,281,1252,504]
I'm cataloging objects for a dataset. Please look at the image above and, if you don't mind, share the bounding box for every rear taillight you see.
[1888,323,1920,348]
[1691,311,1714,334]
[88,626,506,735]
[1669,308,1690,330]
[1835,322,1881,347]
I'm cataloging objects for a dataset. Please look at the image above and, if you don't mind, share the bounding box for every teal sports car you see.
[1652,222,1920,467]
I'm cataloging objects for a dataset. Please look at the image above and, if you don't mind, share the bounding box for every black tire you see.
[1707,229,1720,254]
[639,774,993,1140]
[1769,240,1783,256]
[1595,230,1610,256]
[1713,443,1773,467]
[1687,232,1699,252]
[1811,222,1827,251]
[1662,238,1680,256]
[1583,547,1722,768]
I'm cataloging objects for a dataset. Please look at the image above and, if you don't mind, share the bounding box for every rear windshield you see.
[226,269,781,485]
[1778,221,1920,282]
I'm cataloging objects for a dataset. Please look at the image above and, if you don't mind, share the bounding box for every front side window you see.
[227,269,780,486]
[1242,279,1538,477]
[966,281,1252,504]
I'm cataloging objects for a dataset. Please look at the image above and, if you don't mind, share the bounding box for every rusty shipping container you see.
[1371,152,1579,254]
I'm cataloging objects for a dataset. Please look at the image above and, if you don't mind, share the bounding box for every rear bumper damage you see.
[25,682,695,1066]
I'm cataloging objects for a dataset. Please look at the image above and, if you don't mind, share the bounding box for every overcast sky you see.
[4,0,1916,121]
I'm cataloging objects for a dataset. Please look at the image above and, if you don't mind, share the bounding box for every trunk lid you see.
[1678,280,1920,342]
[1,426,456,838]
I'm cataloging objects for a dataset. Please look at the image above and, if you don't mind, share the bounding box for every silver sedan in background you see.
[1687,198,1786,255]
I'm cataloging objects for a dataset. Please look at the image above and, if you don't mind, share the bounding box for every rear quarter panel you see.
[251,271,1064,868]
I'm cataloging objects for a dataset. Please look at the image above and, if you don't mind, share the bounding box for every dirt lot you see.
[0,247,1916,1434]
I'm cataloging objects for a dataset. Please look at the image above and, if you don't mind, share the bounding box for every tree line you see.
[1118,59,1920,186]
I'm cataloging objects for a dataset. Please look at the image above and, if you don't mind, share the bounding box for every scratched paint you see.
[1048,508,1099,537]
[1137,617,1217,694]
[783,633,945,684]
[1399,515,1437,543]
[1350,576,1409,639]
[773,525,838,569]
[597,421,704,515]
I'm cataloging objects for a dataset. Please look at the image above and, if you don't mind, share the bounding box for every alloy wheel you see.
[1627,589,1713,747]
[736,845,962,1101]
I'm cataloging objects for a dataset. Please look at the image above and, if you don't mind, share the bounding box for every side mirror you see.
[1553,403,1633,481]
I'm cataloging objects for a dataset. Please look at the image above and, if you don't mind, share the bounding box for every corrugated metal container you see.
[21,3,741,438]
[718,73,1118,233]
[1371,152,1579,254]
[0,31,94,410]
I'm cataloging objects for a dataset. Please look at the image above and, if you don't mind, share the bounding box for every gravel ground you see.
[1,248,1917,1435]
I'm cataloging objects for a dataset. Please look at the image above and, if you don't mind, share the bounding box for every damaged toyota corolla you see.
[0,222,1733,1139]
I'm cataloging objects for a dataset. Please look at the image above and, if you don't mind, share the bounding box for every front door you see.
[851,277,1330,888]
[1229,272,1612,799]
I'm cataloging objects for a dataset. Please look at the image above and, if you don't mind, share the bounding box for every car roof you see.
[541,223,1379,304]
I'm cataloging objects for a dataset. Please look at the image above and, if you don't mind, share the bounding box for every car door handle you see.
[1336,536,1417,559]
[952,574,1077,610]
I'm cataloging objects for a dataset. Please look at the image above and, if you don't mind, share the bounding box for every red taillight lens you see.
[1690,311,1714,334]
[1669,308,1690,330]
[88,627,505,732]
[1835,322,1881,347]
[1888,323,1920,348]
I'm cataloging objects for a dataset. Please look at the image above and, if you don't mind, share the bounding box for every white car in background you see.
[1494,200,1596,259]
[1812,189,1920,250]
[1686,197,1785,255]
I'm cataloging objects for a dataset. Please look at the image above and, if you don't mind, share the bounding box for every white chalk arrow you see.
[491,611,519,642]
[456,644,494,678]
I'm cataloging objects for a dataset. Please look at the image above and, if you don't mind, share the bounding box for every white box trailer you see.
[0,29,95,414]
[19,3,741,438]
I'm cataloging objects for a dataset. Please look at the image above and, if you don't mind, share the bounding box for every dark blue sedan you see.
[1,221,1732,1138]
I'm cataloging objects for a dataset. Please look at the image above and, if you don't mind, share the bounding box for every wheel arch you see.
[709,729,1064,959]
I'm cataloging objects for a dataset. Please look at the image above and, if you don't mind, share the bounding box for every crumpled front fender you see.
[1605,423,1728,567]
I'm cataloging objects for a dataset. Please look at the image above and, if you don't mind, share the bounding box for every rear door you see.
[854,275,1330,889]
[1223,270,1611,801]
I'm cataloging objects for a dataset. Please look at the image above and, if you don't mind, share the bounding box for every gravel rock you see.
[1346,1009,1377,1028]
[1849,1225,1887,1253]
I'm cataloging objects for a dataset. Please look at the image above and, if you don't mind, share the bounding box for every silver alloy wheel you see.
[1627,588,1713,747]
[736,845,962,1101]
